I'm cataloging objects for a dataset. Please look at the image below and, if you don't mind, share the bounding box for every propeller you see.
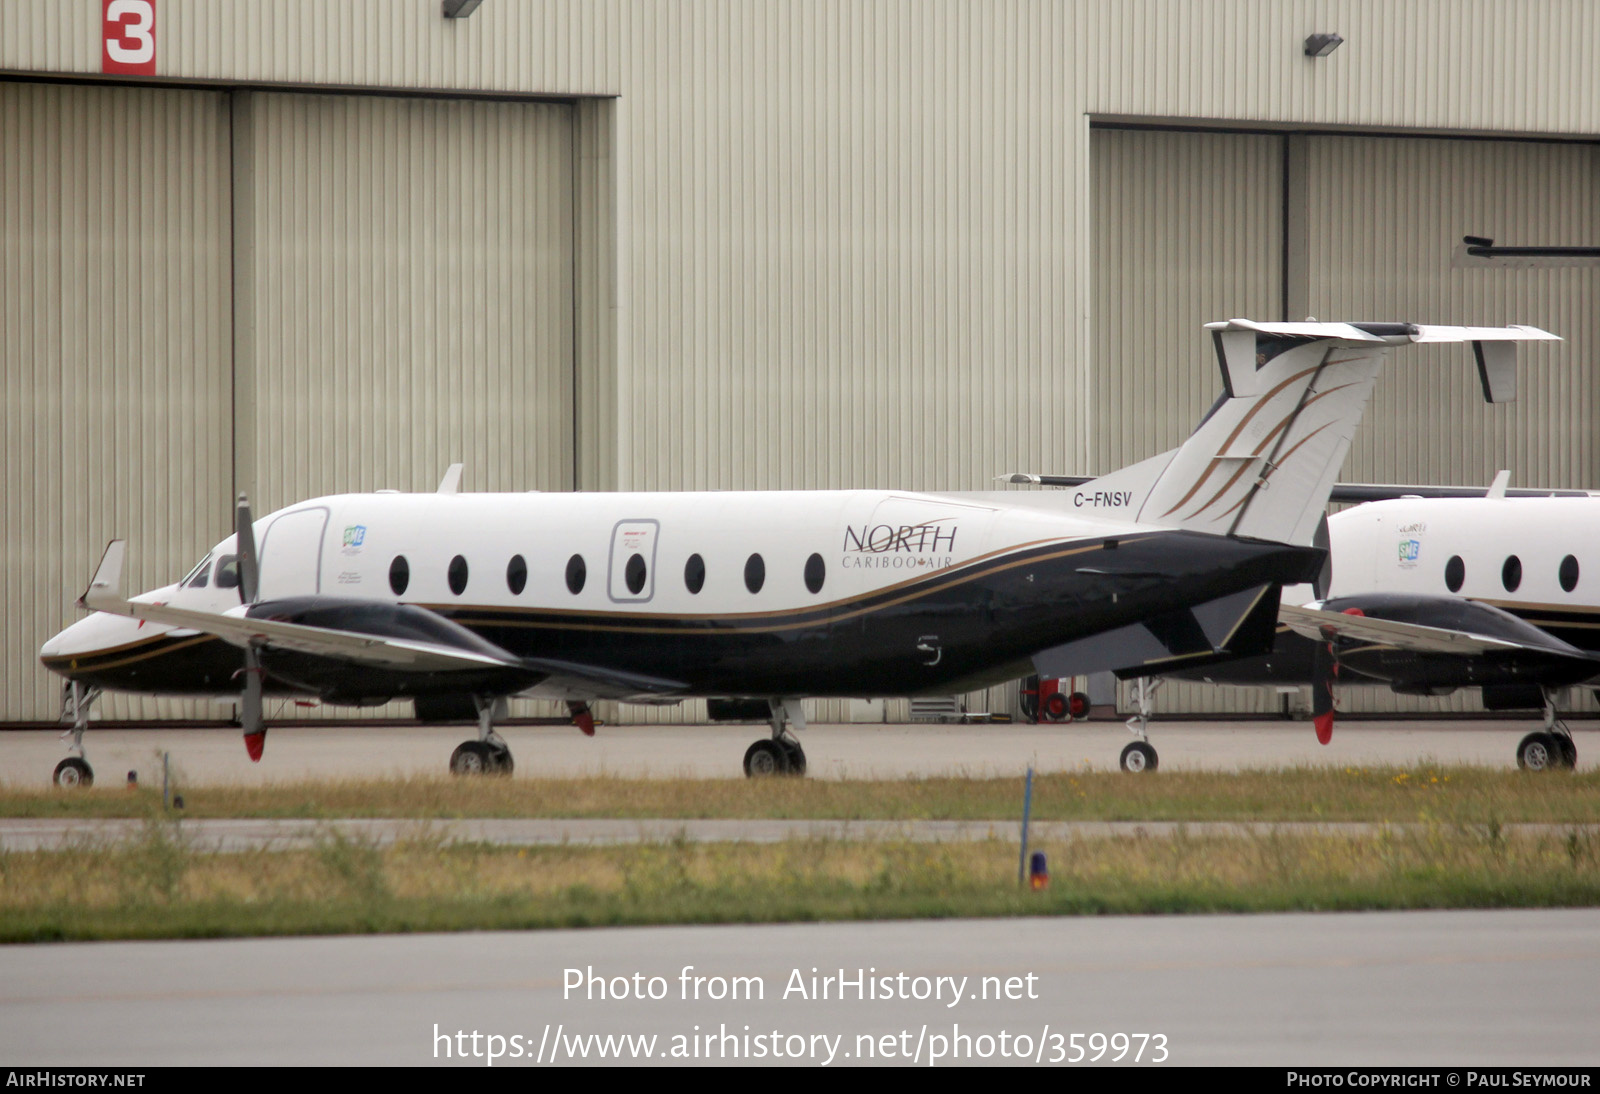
[1311,628,1337,745]
[234,493,267,762]
[1310,606,1362,745]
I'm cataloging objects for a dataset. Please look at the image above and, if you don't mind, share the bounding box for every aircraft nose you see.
[38,612,146,667]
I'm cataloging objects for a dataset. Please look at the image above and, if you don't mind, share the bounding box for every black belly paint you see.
[45,531,1323,702]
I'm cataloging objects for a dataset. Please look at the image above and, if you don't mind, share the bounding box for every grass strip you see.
[3,817,1598,942]
[2,766,1598,824]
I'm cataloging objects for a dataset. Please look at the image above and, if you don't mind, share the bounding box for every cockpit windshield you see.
[180,553,213,588]
[215,555,240,590]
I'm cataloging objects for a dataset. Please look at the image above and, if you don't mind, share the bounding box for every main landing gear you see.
[449,696,513,776]
[53,682,101,788]
[1119,677,1160,773]
[743,698,807,777]
[1516,688,1578,772]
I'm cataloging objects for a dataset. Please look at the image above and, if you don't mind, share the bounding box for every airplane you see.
[1022,468,1600,771]
[37,318,1556,786]
[1169,482,1600,772]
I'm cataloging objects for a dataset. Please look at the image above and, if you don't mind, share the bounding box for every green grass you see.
[2,818,1597,942]
[3,765,1597,823]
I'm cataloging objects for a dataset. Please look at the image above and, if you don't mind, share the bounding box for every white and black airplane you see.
[38,319,1556,785]
[1167,482,1600,772]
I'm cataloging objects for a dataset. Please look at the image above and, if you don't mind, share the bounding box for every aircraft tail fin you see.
[1069,320,1558,546]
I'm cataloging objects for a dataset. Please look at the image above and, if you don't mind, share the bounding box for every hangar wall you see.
[0,82,233,722]
[2,1,1598,724]
[1091,127,1599,715]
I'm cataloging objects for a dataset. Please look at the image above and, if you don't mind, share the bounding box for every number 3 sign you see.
[102,0,156,75]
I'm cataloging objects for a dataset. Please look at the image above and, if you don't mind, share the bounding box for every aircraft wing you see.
[83,549,515,672]
[1278,602,1526,655]
[79,541,685,696]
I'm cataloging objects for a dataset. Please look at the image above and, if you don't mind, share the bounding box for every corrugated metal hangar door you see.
[2,85,578,724]
[234,91,576,513]
[1091,126,1598,716]
[1,82,234,723]
[1090,127,1285,715]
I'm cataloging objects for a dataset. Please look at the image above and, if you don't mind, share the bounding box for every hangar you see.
[2,1,1595,724]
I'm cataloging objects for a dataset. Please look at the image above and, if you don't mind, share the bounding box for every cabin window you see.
[448,555,470,596]
[389,555,410,596]
[1560,555,1580,593]
[1444,556,1464,593]
[566,554,587,595]
[745,553,766,593]
[182,553,212,588]
[215,555,240,590]
[506,554,528,595]
[684,553,706,594]
[1501,555,1522,593]
[625,553,648,595]
[804,552,826,594]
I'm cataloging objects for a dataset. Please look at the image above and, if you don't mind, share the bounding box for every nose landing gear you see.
[53,682,101,788]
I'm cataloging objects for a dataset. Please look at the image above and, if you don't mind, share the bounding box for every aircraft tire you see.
[778,738,807,776]
[450,741,494,776]
[1516,732,1560,772]
[1553,735,1577,769]
[53,757,93,789]
[488,745,515,776]
[1119,741,1158,773]
[743,739,791,777]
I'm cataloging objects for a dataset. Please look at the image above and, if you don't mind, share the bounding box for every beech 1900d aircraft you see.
[38,319,1555,785]
[1164,480,1600,772]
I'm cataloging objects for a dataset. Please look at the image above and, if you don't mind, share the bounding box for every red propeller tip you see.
[244,730,266,762]
[1313,712,1334,745]
[574,711,596,737]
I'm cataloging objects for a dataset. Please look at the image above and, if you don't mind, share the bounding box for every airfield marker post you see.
[1018,766,1034,885]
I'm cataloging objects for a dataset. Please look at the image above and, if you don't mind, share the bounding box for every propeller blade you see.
[235,493,259,605]
[567,700,596,737]
[240,641,266,761]
[1311,626,1339,745]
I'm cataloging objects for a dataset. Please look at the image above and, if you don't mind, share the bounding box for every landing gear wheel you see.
[487,745,515,776]
[1552,735,1577,770]
[450,740,494,776]
[53,757,93,789]
[743,739,790,777]
[1043,692,1070,722]
[1516,732,1559,771]
[1119,741,1158,773]
[778,738,807,776]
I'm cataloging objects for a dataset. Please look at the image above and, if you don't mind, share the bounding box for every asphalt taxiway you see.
[1,718,1591,786]
[1,909,1595,1066]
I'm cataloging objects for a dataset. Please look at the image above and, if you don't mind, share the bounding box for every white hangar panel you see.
[1088,127,1286,717]
[1302,134,1599,718]
[1088,127,1282,473]
[1304,134,1598,492]
[0,81,233,722]
[233,91,577,512]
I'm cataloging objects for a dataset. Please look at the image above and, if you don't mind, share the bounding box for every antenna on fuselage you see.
[437,463,464,495]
